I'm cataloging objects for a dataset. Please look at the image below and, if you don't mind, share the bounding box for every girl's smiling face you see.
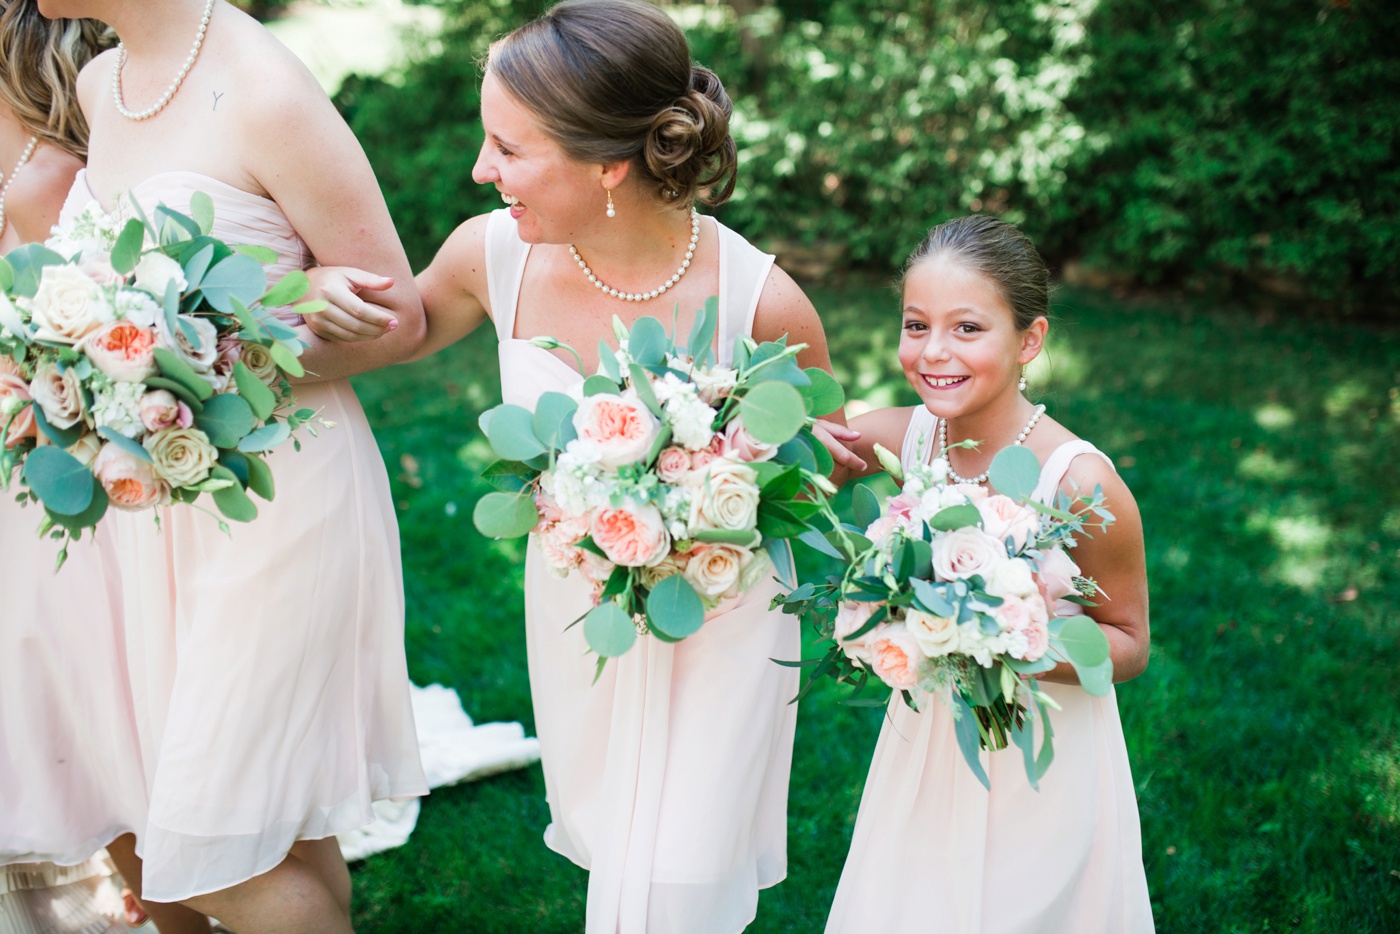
[472,69,604,245]
[898,256,1046,420]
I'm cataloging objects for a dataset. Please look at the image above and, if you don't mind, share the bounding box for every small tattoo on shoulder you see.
[212,91,225,111]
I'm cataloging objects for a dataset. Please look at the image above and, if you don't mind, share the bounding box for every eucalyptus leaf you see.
[232,362,277,421]
[190,191,215,235]
[49,478,107,532]
[210,465,258,522]
[23,446,94,516]
[153,347,214,401]
[268,341,304,378]
[582,374,620,396]
[97,427,153,463]
[756,501,807,539]
[236,421,291,453]
[763,538,796,589]
[231,244,279,264]
[0,256,13,292]
[245,453,275,501]
[628,363,662,417]
[109,219,147,275]
[645,575,705,640]
[183,244,216,290]
[261,270,310,308]
[775,434,818,473]
[486,404,546,461]
[852,483,882,531]
[472,491,539,539]
[1010,703,1040,791]
[195,393,257,448]
[143,377,204,413]
[627,316,668,366]
[988,444,1042,502]
[5,243,67,298]
[597,339,621,381]
[686,296,719,367]
[798,367,845,416]
[584,601,637,658]
[199,254,268,315]
[532,392,578,451]
[951,691,992,791]
[1056,615,1113,696]
[929,502,983,531]
[738,381,806,445]
[31,404,84,448]
[218,450,251,486]
[911,579,957,617]
[796,528,846,561]
[483,459,537,493]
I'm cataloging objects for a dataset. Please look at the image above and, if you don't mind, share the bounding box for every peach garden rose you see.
[92,442,167,510]
[590,500,671,568]
[574,392,660,469]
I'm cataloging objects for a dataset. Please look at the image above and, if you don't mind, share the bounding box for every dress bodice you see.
[59,169,312,304]
[484,208,776,411]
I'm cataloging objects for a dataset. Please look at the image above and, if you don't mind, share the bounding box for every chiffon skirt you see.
[107,378,427,902]
[524,543,798,934]
[826,682,1154,933]
[0,499,146,869]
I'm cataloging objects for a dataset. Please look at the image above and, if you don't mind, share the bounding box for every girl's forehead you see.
[903,258,1010,313]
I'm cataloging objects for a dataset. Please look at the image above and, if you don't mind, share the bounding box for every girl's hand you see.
[814,418,866,481]
[303,266,399,343]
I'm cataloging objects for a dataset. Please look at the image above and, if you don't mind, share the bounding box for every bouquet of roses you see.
[0,193,324,567]
[473,301,844,667]
[775,440,1115,789]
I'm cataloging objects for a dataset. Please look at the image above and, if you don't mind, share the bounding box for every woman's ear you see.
[1019,316,1049,364]
[599,160,632,192]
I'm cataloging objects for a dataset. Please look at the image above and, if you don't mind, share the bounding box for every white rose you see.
[681,543,747,598]
[66,431,103,467]
[159,315,219,376]
[984,557,1038,600]
[239,342,280,384]
[132,252,189,299]
[30,264,114,344]
[905,608,959,657]
[931,527,1006,582]
[688,459,760,533]
[689,364,738,404]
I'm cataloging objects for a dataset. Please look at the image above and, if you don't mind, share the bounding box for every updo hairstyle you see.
[904,215,1050,331]
[488,0,738,209]
[0,2,109,158]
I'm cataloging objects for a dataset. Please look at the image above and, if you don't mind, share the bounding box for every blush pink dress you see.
[55,170,428,903]
[488,209,798,933]
[825,405,1154,933]
[0,501,147,869]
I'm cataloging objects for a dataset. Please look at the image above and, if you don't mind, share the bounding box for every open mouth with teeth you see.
[922,375,969,389]
[500,192,521,209]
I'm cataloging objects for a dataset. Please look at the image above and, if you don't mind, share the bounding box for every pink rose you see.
[590,501,671,568]
[1021,619,1050,661]
[887,490,920,521]
[952,483,989,503]
[1036,546,1081,604]
[574,393,660,469]
[138,390,194,432]
[0,358,36,448]
[92,442,168,510]
[715,416,778,463]
[834,601,886,663]
[656,446,692,483]
[690,448,718,470]
[578,549,616,585]
[978,494,1039,551]
[79,257,122,287]
[538,521,587,575]
[869,626,923,691]
[84,320,159,383]
[993,595,1035,632]
[211,337,242,390]
[931,527,1006,582]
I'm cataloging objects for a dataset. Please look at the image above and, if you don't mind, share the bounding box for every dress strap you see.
[899,406,938,476]
[484,209,533,343]
[1031,440,1115,505]
[713,217,775,366]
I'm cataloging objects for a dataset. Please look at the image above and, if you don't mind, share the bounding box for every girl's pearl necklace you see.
[939,404,1046,486]
[0,136,39,237]
[112,0,214,121]
[569,209,699,302]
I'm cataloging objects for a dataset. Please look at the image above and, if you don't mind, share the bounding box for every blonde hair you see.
[488,0,737,209]
[0,2,109,159]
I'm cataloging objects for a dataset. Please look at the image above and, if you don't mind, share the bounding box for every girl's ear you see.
[1018,316,1048,365]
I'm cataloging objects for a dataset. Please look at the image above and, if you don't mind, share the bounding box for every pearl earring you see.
[1018,367,1028,392]
[606,189,616,219]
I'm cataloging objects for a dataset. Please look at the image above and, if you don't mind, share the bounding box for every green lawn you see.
[346,284,1400,932]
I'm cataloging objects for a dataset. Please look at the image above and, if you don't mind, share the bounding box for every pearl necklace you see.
[569,209,699,302]
[939,404,1046,485]
[0,136,38,237]
[111,0,214,121]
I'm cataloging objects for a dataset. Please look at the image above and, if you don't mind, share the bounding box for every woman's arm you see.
[410,214,493,361]
[242,65,424,381]
[843,406,917,483]
[750,265,865,475]
[1038,455,1151,685]
[6,148,84,244]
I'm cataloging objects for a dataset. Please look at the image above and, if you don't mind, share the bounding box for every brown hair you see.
[904,215,1050,330]
[0,3,109,159]
[488,0,737,208]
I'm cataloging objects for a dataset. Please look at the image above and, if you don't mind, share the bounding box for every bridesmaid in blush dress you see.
[829,215,1154,933]
[0,6,152,931]
[307,3,863,929]
[37,1,429,930]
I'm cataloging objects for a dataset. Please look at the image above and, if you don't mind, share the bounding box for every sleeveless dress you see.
[488,209,798,934]
[56,170,428,903]
[0,858,123,934]
[825,406,1154,934]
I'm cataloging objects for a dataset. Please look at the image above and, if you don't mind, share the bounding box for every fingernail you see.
[388,319,398,330]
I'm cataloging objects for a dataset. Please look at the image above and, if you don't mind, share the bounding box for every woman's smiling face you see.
[898,255,1043,420]
[471,69,603,245]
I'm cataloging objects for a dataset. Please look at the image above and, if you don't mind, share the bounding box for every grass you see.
[345,284,1400,932]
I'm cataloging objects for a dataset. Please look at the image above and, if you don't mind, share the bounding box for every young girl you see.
[828,215,1154,932]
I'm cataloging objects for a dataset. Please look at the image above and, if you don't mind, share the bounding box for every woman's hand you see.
[814,419,866,482]
[302,266,398,343]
